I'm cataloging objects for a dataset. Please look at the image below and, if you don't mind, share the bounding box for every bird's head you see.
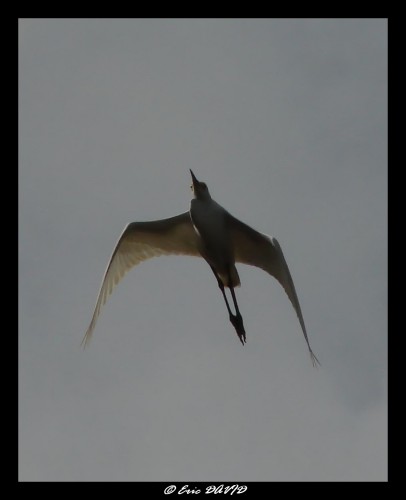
[190,170,211,200]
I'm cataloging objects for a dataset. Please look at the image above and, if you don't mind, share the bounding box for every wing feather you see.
[228,214,320,366]
[82,212,200,347]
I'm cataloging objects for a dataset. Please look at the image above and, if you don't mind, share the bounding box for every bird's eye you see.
[190,184,194,190]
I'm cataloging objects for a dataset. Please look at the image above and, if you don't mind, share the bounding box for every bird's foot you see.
[230,313,246,346]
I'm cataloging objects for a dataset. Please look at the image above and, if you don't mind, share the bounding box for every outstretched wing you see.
[82,212,200,347]
[228,214,320,366]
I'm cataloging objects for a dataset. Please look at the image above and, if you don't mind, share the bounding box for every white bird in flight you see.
[82,170,320,366]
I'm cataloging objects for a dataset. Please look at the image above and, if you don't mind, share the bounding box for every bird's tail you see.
[220,265,241,288]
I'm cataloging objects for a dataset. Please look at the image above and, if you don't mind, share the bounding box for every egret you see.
[82,170,320,366]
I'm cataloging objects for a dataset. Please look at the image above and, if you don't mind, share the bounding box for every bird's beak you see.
[190,169,199,188]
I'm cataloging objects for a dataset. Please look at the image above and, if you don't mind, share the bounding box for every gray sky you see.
[19,19,387,482]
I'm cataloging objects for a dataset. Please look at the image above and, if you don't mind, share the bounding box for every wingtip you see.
[310,350,321,368]
[80,330,92,350]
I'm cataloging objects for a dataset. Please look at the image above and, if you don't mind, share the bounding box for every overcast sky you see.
[19,19,387,482]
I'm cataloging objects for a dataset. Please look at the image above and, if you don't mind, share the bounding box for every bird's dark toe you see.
[229,313,246,345]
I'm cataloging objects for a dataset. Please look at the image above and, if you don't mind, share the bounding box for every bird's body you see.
[82,170,320,366]
[190,196,240,288]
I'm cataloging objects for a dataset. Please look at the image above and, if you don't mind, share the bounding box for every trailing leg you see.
[208,265,246,346]
[229,282,246,345]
